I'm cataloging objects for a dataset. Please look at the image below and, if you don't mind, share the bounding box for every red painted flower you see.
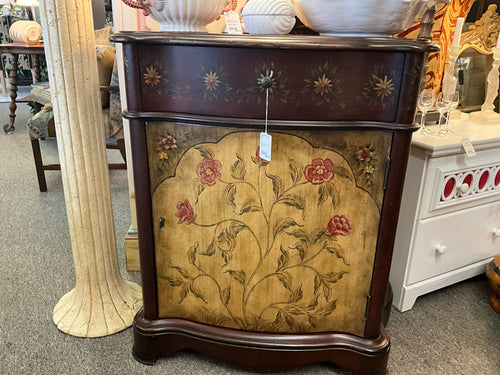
[357,147,373,162]
[176,199,194,224]
[328,215,352,236]
[196,158,222,186]
[303,158,334,185]
[161,135,177,150]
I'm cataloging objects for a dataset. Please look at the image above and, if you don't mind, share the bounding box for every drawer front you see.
[420,148,500,219]
[130,44,422,123]
[148,121,392,336]
[407,202,500,284]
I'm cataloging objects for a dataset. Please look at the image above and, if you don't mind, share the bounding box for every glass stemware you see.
[445,91,460,130]
[436,92,452,137]
[417,88,435,134]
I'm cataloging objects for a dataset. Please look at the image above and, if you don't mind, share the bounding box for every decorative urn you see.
[121,0,230,32]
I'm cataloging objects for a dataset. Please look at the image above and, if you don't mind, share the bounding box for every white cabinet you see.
[390,114,500,311]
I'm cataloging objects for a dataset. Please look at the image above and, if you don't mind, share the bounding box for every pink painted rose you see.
[176,199,194,224]
[303,158,334,185]
[328,215,352,236]
[196,158,222,186]
[357,147,373,162]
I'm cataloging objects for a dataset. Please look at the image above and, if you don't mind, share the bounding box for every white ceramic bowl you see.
[293,0,441,36]
[242,0,296,35]
[122,0,228,32]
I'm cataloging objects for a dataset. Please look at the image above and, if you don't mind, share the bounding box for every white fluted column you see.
[38,0,142,337]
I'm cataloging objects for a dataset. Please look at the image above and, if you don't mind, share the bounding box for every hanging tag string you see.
[264,70,273,134]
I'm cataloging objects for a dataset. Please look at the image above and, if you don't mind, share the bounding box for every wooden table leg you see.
[3,53,19,133]
[32,55,42,113]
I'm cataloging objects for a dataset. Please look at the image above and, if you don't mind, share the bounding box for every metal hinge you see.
[365,295,371,320]
[383,157,391,190]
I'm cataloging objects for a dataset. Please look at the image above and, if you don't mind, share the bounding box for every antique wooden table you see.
[0,43,44,133]
[112,31,437,375]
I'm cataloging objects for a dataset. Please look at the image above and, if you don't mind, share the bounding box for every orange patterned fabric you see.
[434,0,475,93]
[397,1,474,93]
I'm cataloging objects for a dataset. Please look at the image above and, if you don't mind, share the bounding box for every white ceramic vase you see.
[121,0,229,32]
[293,0,444,36]
[242,0,296,35]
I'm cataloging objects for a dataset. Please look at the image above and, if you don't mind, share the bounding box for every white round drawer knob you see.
[493,229,500,237]
[459,183,469,194]
[435,245,448,255]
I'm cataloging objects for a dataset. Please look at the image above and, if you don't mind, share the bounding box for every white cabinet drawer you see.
[407,202,500,285]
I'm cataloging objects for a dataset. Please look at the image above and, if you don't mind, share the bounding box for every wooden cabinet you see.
[391,116,500,312]
[112,32,436,375]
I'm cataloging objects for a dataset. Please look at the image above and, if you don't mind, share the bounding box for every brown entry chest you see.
[112,31,437,375]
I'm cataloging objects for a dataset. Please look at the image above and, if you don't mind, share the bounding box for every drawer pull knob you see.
[458,183,469,194]
[435,245,448,255]
[493,229,500,237]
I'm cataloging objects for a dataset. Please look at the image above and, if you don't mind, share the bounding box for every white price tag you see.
[462,137,476,157]
[259,132,272,161]
[224,11,243,34]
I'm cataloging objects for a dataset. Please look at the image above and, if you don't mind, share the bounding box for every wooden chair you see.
[26,45,126,192]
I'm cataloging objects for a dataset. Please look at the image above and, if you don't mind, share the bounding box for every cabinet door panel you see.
[147,122,391,336]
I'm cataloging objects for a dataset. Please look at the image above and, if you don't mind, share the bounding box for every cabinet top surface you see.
[412,113,500,155]
[110,31,438,53]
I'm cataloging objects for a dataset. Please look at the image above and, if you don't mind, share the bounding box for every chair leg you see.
[30,138,47,192]
[117,138,127,164]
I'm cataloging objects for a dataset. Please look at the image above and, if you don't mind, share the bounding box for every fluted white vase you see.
[242,0,296,35]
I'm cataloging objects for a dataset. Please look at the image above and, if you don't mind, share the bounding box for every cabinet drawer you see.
[419,148,500,219]
[407,202,500,285]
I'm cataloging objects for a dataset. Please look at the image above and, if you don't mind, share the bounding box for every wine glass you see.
[417,89,435,134]
[436,92,452,137]
[445,91,460,130]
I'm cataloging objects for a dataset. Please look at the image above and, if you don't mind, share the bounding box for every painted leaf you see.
[162,275,183,287]
[275,271,293,291]
[287,284,303,303]
[193,180,206,204]
[227,221,246,238]
[234,199,261,215]
[312,228,330,245]
[231,153,246,180]
[265,171,283,199]
[216,230,235,252]
[274,217,301,237]
[170,266,191,280]
[313,275,321,295]
[335,165,353,181]
[224,183,237,209]
[225,269,247,285]
[326,243,350,266]
[187,242,199,265]
[221,250,232,266]
[220,285,231,306]
[289,243,305,261]
[316,299,338,316]
[324,271,348,284]
[287,156,301,184]
[199,240,216,256]
[323,283,332,302]
[190,282,207,303]
[179,284,190,304]
[288,229,310,244]
[277,194,306,217]
[276,245,290,272]
[283,311,296,330]
[272,311,282,327]
[194,146,214,159]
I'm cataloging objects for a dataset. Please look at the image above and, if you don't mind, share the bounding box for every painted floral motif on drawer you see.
[148,122,392,335]
[135,45,408,122]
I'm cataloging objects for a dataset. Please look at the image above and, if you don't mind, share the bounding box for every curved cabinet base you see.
[132,310,390,374]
